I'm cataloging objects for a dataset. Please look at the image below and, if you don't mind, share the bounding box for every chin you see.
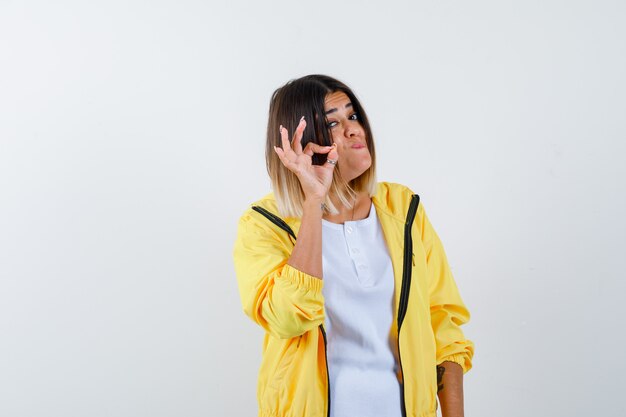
[344,163,372,183]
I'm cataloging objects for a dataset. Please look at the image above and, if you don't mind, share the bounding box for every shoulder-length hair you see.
[265,74,377,218]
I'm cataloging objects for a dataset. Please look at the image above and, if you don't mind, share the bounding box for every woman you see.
[233,74,474,417]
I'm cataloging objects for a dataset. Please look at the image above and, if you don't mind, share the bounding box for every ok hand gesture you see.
[273,116,339,203]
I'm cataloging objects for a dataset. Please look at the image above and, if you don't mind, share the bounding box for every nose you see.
[345,122,360,138]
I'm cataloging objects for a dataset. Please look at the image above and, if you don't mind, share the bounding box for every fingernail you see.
[300,116,305,122]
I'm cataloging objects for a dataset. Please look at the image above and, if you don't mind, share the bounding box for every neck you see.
[322,190,370,224]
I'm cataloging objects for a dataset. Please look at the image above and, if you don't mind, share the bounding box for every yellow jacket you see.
[233,182,474,417]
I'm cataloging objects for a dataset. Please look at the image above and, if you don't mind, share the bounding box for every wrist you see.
[302,198,325,215]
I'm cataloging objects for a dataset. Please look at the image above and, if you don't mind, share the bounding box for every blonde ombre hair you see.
[265,75,377,218]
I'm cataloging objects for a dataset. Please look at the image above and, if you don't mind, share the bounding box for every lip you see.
[351,143,366,149]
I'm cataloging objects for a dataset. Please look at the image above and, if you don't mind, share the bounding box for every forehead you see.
[324,91,351,109]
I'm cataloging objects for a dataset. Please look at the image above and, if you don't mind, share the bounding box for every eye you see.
[327,120,338,128]
[349,113,359,121]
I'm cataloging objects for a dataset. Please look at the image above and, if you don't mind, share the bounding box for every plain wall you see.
[1,1,625,416]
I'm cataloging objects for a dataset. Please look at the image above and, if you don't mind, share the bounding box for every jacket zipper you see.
[252,195,419,417]
[320,325,331,417]
[251,206,297,241]
[396,194,420,417]
[252,205,331,416]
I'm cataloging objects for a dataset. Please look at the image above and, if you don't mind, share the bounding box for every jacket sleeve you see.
[232,210,325,339]
[419,203,475,373]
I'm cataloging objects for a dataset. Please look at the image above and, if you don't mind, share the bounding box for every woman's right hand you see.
[273,116,339,203]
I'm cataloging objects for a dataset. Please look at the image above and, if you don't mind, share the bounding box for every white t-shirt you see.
[321,201,402,417]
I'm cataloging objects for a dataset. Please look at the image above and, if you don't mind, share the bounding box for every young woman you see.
[233,74,474,417]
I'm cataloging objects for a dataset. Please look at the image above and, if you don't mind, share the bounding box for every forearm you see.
[287,199,324,278]
[437,361,464,417]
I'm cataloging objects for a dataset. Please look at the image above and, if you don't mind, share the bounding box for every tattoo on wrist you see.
[437,365,445,392]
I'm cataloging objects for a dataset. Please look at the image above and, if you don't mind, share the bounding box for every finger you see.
[325,143,339,167]
[279,125,295,159]
[274,146,298,172]
[303,142,333,157]
[291,116,306,154]
[273,145,286,163]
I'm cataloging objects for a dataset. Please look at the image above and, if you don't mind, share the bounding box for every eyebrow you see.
[325,102,353,115]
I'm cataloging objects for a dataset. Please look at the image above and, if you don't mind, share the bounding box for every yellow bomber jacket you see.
[233,182,474,417]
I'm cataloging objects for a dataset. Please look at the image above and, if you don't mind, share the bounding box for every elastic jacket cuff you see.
[438,353,472,374]
[279,263,324,293]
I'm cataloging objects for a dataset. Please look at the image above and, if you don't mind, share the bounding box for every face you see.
[323,91,372,182]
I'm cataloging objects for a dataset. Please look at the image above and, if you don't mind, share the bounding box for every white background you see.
[1,1,625,416]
